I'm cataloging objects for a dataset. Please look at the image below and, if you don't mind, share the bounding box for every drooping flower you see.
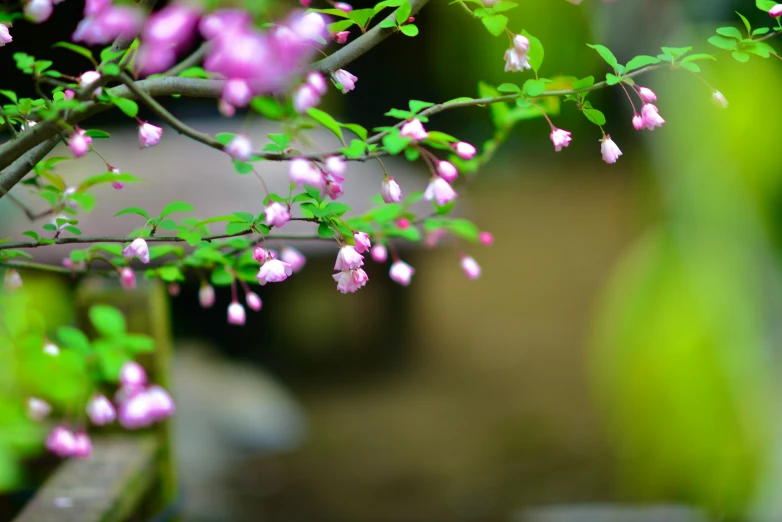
[27,398,52,422]
[289,158,325,188]
[199,9,252,39]
[334,2,352,11]
[632,113,644,131]
[333,268,368,293]
[137,3,201,74]
[87,394,116,425]
[290,12,327,41]
[225,134,253,162]
[199,283,215,308]
[24,0,53,23]
[334,245,364,271]
[0,24,12,46]
[257,259,293,285]
[334,69,358,93]
[293,84,320,114]
[281,247,307,272]
[145,385,176,420]
[122,238,150,264]
[120,361,147,388]
[138,122,163,148]
[69,129,91,158]
[264,202,291,228]
[461,256,481,280]
[712,91,728,108]
[389,260,415,286]
[381,178,402,203]
[325,156,346,177]
[46,426,77,457]
[479,232,494,246]
[641,103,665,130]
[353,232,371,254]
[118,392,153,429]
[424,177,457,206]
[72,5,145,46]
[333,30,350,44]
[4,268,22,291]
[246,292,262,311]
[72,432,92,459]
[453,141,476,160]
[400,119,428,142]
[504,47,531,72]
[227,302,246,325]
[219,99,236,117]
[638,86,657,103]
[550,128,572,152]
[437,161,458,183]
[79,70,102,96]
[600,135,622,164]
[253,246,267,263]
[307,71,328,95]
[222,79,253,108]
[119,267,136,290]
[371,244,388,263]
[770,4,782,17]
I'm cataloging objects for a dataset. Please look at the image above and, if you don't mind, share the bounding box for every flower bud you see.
[27,398,52,421]
[119,267,136,290]
[225,134,253,162]
[0,24,12,46]
[333,30,349,44]
[307,71,328,96]
[24,0,53,23]
[396,218,411,229]
[246,292,262,311]
[227,302,246,325]
[43,341,60,356]
[600,135,622,164]
[264,202,292,228]
[334,2,352,11]
[218,99,236,117]
[389,260,415,286]
[461,256,481,280]
[325,156,346,177]
[69,130,91,158]
[79,70,102,96]
[253,246,267,263]
[168,282,181,297]
[87,394,116,425]
[289,158,325,188]
[118,392,153,429]
[371,244,388,263]
[46,426,77,457]
[638,86,657,103]
[453,141,476,160]
[334,69,358,93]
[138,122,163,148]
[145,385,176,420]
[221,78,252,108]
[381,177,402,203]
[353,232,371,254]
[72,432,92,458]
[400,119,428,142]
[122,237,150,264]
[4,268,22,291]
[199,283,215,308]
[479,232,494,246]
[424,177,457,206]
[281,247,307,272]
[632,113,644,131]
[712,90,728,109]
[436,161,458,183]
[771,4,782,17]
[120,361,147,388]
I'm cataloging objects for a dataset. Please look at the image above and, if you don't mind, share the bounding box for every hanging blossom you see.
[550,128,572,152]
[122,238,150,264]
[389,260,415,286]
[116,362,176,430]
[600,135,622,164]
[0,24,12,46]
[333,69,358,93]
[461,256,481,280]
[72,0,144,45]
[381,177,402,203]
[641,103,665,130]
[504,34,531,72]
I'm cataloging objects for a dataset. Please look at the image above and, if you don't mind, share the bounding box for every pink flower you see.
[550,128,572,152]
[638,86,656,103]
[46,426,77,457]
[333,30,349,44]
[333,268,368,293]
[136,45,177,75]
[325,156,346,177]
[281,247,307,272]
[632,113,644,131]
[437,161,458,183]
[80,70,102,96]
[141,3,200,54]
[513,34,530,53]
[119,267,136,290]
[334,69,358,93]
[371,244,387,263]
[289,158,325,188]
[199,283,215,308]
[72,432,92,459]
[307,71,328,95]
[118,392,153,429]
[87,394,116,425]
[246,292,262,311]
[120,361,147,388]
[222,79,253,108]
[335,245,364,271]
[425,229,446,247]
[264,202,291,228]
[453,141,476,160]
[397,218,411,229]
[138,122,163,148]
[122,238,150,264]
[354,232,371,253]
[461,256,481,280]
[389,260,415,286]
[504,47,531,72]
[641,103,665,130]
[227,302,246,325]
[72,6,145,46]
[381,178,402,203]
[84,0,110,17]
[771,4,782,17]
[293,84,320,114]
[63,257,86,271]
[225,134,253,162]
[325,180,344,200]
[4,268,22,291]
[27,398,52,422]
[145,385,176,420]
[64,89,75,100]
[712,91,728,108]
[253,246,267,263]
[400,119,428,142]
[0,25,12,46]
[219,99,236,117]
[24,0,53,23]
[479,231,494,246]
[290,12,327,41]
[257,259,293,285]
[424,177,457,206]
[334,2,352,11]
[69,130,91,158]
[600,135,622,164]
[199,9,252,40]
[300,0,311,5]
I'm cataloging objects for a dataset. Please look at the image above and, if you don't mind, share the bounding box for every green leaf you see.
[177,66,210,79]
[177,229,202,246]
[481,14,508,36]
[736,12,752,36]
[341,123,368,141]
[159,201,194,219]
[395,0,411,24]
[99,47,126,62]
[606,73,622,85]
[250,97,285,120]
[678,62,701,72]
[307,107,344,141]
[0,90,18,103]
[210,266,233,286]
[752,27,771,36]
[716,26,743,39]
[382,132,410,155]
[409,100,434,113]
[57,326,91,355]
[745,41,774,57]
[732,50,751,62]
[625,55,661,72]
[64,226,82,236]
[95,340,130,382]
[522,30,544,74]
[583,108,606,126]
[111,97,139,118]
[215,133,236,145]
[660,46,692,59]
[328,19,356,32]
[52,42,96,64]
[757,0,778,11]
[84,129,110,139]
[323,202,351,215]
[341,139,368,159]
[707,35,738,50]
[571,76,595,90]
[317,223,334,239]
[89,305,126,337]
[114,207,149,219]
[400,24,419,36]
[22,231,39,241]
[378,19,397,29]
[523,78,546,97]
[123,334,155,353]
[157,265,184,283]
[101,63,120,76]
[680,53,717,63]
[385,108,416,120]
[79,172,140,190]
[225,222,250,235]
[496,83,520,93]
[587,43,619,70]
[347,8,375,28]
[233,160,253,175]
[446,218,481,242]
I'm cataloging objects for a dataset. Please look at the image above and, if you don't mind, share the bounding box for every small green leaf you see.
[378,18,397,29]
[341,123,368,141]
[0,90,18,103]
[736,12,752,36]
[64,226,82,236]
[159,201,194,219]
[317,223,334,239]
[732,50,751,62]
[605,73,622,85]
[328,19,356,32]
[57,326,91,355]
[395,0,411,24]
[752,27,771,36]
[708,35,739,50]
[757,0,778,11]
[84,129,110,139]
[587,43,619,70]
[522,30,544,73]
[625,55,661,72]
[571,76,595,90]
[400,24,419,36]
[215,132,235,145]
[111,97,139,118]
[177,66,210,78]
[89,305,126,337]
[250,97,285,120]
[22,231,39,241]
[409,100,434,113]
[583,108,606,126]
[52,42,96,65]
[341,139,368,159]
[225,222,250,235]
[680,53,717,63]
[481,14,508,36]
[716,26,743,39]
[347,8,375,28]
[496,83,521,93]
[123,334,155,353]
[114,207,149,219]
[177,229,202,246]
[307,107,344,141]
[661,46,692,59]
[523,78,546,97]
[101,63,120,76]
[382,132,410,155]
